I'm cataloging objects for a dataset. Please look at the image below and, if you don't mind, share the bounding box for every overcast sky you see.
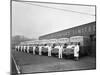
[12,1,95,39]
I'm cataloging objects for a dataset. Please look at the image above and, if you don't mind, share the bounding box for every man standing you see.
[55,44,63,59]
[59,44,64,59]
[48,45,52,56]
[27,45,29,53]
[15,45,18,51]
[39,45,42,55]
[17,45,20,51]
[74,42,80,61]
[24,45,26,52]
[33,45,36,55]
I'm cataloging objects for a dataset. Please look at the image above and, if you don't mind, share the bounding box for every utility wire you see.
[13,1,95,16]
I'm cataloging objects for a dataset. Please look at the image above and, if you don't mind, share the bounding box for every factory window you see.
[72,29,74,35]
[66,31,69,35]
[93,25,96,32]
[81,27,85,34]
[70,30,73,35]
[78,28,81,34]
[88,26,92,32]
[84,26,88,32]
[74,29,77,35]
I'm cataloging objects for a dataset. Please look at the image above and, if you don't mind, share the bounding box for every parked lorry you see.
[69,36,91,56]
[51,38,69,55]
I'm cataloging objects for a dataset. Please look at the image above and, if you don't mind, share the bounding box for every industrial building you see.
[39,21,96,57]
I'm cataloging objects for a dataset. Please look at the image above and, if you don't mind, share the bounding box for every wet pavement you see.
[11,57,19,75]
[11,50,96,74]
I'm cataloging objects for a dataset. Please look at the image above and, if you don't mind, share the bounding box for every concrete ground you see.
[11,50,96,74]
[11,58,18,75]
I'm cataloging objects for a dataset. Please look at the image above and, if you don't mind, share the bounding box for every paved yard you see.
[11,58,18,75]
[12,50,96,74]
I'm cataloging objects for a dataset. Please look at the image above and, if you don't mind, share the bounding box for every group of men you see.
[15,42,80,61]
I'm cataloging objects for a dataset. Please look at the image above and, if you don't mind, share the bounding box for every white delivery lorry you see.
[69,36,91,56]
[51,38,70,55]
